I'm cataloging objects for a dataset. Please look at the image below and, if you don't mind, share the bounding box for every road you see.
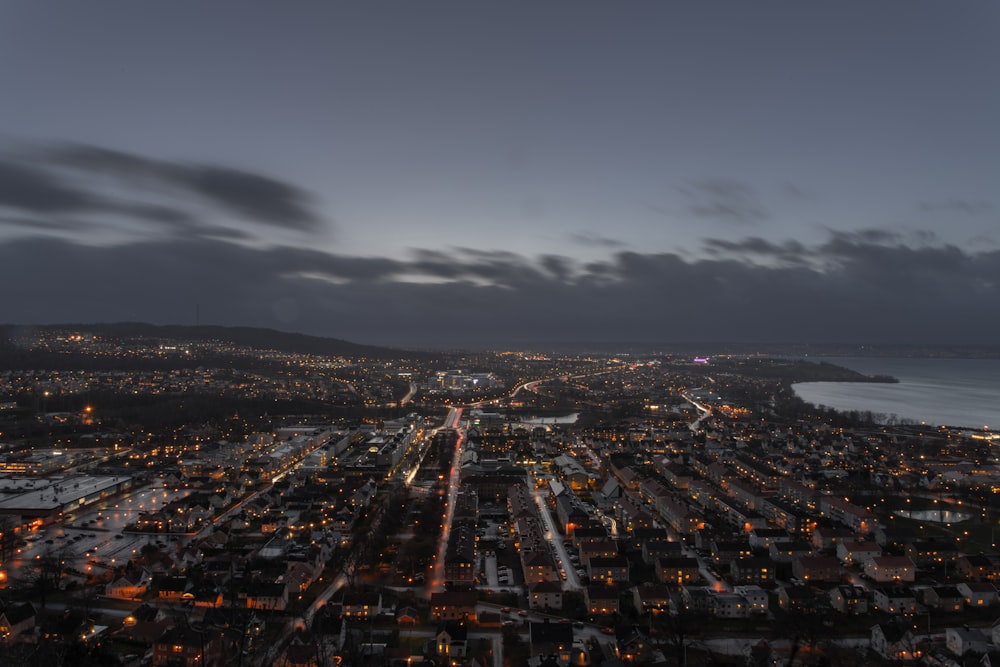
[531,489,582,591]
[400,383,419,406]
[426,406,464,596]
[682,389,714,431]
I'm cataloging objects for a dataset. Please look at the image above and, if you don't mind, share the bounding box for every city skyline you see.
[1,3,998,347]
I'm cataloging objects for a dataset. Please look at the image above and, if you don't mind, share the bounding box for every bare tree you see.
[650,592,700,667]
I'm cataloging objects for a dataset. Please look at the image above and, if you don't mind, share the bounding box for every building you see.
[863,556,916,583]
[870,621,920,662]
[586,584,621,617]
[436,622,468,660]
[528,581,564,611]
[430,592,478,622]
[829,586,869,615]
[152,626,227,667]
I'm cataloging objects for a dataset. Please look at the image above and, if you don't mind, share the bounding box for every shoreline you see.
[792,379,995,432]
[789,373,898,385]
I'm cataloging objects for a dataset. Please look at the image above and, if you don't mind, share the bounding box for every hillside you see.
[0,322,436,363]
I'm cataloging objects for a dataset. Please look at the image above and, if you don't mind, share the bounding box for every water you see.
[791,357,999,430]
[893,509,973,523]
[521,413,579,425]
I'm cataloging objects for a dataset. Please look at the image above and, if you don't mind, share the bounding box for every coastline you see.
[790,372,898,385]
[789,356,997,431]
[793,383,995,431]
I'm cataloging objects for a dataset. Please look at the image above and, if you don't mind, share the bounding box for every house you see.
[730,557,776,585]
[734,585,768,615]
[769,540,812,564]
[0,602,35,641]
[436,622,468,659]
[812,527,854,551]
[595,478,624,507]
[905,539,959,568]
[154,575,191,602]
[829,585,869,615]
[711,539,752,567]
[870,621,921,662]
[579,540,619,563]
[284,562,318,594]
[642,537,683,564]
[872,586,919,614]
[873,525,918,550]
[523,551,558,584]
[615,625,657,663]
[431,591,478,622]
[152,625,227,667]
[342,591,383,620]
[946,626,990,657]
[681,587,714,615]
[793,556,842,583]
[864,556,916,583]
[191,583,224,609]
[571,526,610,547]
[748,528,791,550]
[528,581,564,611]
[444,522,477,587]
[283,636,320,667]
[121,604,174,648]
[244,582,288,611]
[655,557,700,586]
[396,607,421,625]
[106,568,152,599]
[529,619,574,660]
[836,540,881,565]
[957,582,999,608]
[921,586,964,613]
[588,556,630,584]
[586,584,621,617]
[713,593,749,618]
[958,555,1000,582]
[777,585,818,612]
[631,583,673,614]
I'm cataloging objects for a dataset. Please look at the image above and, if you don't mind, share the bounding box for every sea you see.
[791,357,999,430]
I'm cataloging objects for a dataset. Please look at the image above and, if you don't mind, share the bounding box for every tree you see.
[650,593,700,667]
[30,544,74,610]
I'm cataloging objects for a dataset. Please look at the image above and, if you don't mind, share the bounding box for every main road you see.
[426,406,464,596]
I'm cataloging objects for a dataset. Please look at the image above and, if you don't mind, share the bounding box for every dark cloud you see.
[0,229,995,348]
[828,228,902,245]
[170,165,319,230]
[0,160,204,237]
[680,179,768,224]
[702,237,810,265]
[0,160,101,213]
[0,215,81,233]
[43,143,321,231]
[0,141,324,243]
[540,254,573,282]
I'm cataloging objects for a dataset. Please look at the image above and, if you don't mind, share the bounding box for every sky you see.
[1,2,998,348]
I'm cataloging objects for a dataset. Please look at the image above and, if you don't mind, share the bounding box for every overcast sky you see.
[1,2,997,348]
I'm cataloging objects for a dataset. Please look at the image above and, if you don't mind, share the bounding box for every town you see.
[0,325,997,667]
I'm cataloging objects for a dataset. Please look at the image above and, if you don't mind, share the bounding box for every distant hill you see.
[0,322,432,360]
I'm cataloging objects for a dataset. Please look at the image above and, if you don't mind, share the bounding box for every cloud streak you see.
[2,140,995,348]
[919,199,995,216]
[680,179,769,224]
[1,142,325,242]
[0,230,995,348]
